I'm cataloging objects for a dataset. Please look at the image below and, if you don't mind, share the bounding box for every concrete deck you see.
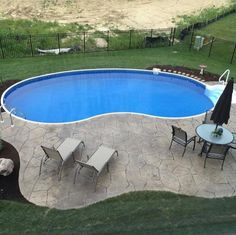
[1,104,236,209]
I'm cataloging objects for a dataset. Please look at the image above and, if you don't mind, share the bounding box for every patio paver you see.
[1,101,236,209]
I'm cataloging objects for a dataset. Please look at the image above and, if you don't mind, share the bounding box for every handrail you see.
[10,108,16,127]
[219,69,230,85]
[0,105,4,123]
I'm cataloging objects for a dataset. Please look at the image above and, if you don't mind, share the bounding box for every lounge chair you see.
[40,138,85,180]
[74,145,118,190]
[169,125,196,157]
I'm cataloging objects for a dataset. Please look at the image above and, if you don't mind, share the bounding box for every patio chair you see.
[74,145,118,191]
[169,125,196,157]
[198,110,215,142]
[229,132,236,156]
[204,144,230,170]
[40,138,85,180]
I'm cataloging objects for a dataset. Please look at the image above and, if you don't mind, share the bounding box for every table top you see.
[196,124,234,145]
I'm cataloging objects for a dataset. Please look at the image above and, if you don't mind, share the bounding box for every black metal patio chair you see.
[229,132,236,156]
[204,144,230,170]
[169,125,196,157]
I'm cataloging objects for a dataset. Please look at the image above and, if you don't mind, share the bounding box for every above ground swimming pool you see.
[2,69,218,124]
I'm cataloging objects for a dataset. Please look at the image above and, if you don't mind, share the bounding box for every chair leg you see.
[192,138,196,151]
[39,156,48,176]
[204,156,207,168]
[73,166,82,184]
[106,162,109,172]
[169,139,173,150]
[58,161,64,181]
[221,159,225,170]
[200,142,207,156]
[94,176,98,192]
[182,146,186,157]
[81,141,85,157]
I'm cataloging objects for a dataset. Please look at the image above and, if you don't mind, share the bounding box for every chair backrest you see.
[172,125,187,143]
[207,144,230,158]
[229,132,236,149]
[203,110,215,124]
[76,160,98,173]
[41,146,63,161]
[232,133,236,143]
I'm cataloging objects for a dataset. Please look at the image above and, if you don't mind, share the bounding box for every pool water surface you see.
[2,69,214,123]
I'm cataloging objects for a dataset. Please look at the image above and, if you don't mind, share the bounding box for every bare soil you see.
[0,0,231,30]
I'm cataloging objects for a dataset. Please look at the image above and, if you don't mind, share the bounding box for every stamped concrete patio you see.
[1,103,236,209]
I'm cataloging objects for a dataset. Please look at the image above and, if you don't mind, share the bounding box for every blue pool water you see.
[2,69,214,123]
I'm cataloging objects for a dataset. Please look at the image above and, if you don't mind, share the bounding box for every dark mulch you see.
[0,66,219,204]
[0,140,30,203]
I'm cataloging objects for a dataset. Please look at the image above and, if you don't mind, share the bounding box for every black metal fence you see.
[0,28,175,59]
[0,26,235,65]
[187,26,236,64]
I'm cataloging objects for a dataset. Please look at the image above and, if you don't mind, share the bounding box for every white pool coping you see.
[0,68,227,125]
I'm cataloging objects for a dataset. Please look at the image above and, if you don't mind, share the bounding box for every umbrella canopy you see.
[211,79,234,126]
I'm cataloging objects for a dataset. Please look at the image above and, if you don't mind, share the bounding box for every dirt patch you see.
[0,0,231,30]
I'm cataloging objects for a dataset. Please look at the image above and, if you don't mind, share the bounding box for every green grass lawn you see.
[196,13,236,41]
[1,11,236,234]
[0,45,235,82]
[1,191,236,234]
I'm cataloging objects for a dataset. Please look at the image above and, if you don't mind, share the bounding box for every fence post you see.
[29,35,34,57]
[150,29,153,38]
[230,43,236,64]
[208,37,215,57]
[169,28,173,46]
[83,31,86,53]
[107,30,110,51]
[171,28,176,46]
[129,30,132,49]
[189,25,195,51]
[0,37,5,59]
[57,33,61,54]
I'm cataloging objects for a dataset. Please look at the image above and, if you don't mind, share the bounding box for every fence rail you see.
[0,26,235,64]
[188,26,236,64]
[0,28,174,59]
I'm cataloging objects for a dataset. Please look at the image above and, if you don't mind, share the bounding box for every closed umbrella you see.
[211,79,234,130]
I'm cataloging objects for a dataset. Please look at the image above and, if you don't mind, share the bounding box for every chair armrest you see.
[188,135,196,141]
[75,160,98,173]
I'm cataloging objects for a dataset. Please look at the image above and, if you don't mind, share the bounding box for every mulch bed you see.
[0,66,219,204]
[0,140,30,203]
[146,65,219,81]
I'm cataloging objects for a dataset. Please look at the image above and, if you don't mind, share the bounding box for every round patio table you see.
[196,124,234,145]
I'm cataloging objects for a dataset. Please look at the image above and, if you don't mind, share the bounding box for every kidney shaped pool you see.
[1,69,215,124]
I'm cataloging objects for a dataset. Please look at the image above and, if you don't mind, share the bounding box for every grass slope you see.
[0,19,90,35]
[1,191,236,234]
[196,13,236,41]
[0,45,235,82]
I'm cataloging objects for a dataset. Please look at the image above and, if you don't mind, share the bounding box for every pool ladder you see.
[218,69,230,85]
[0,106,26,127]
